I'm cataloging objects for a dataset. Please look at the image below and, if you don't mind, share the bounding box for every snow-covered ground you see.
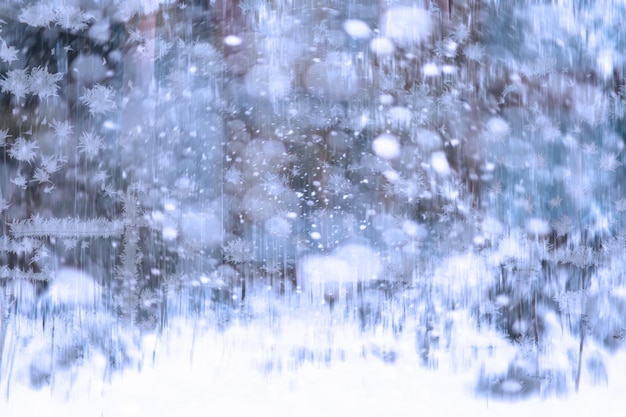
[2,314,625,417]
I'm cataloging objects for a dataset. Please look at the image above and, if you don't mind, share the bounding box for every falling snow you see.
[1,1,626,416]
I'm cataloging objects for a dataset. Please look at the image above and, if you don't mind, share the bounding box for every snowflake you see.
[262,174,289,196]
[224,167,244,185]
[40,153,66,173]
[0,68,30,101]
[500,84,517,102]
[553,291,586,315]
[11,174,28,189]
[581,142,599,156]
[598,152,622,172]
[548,196,562,208]
[31,245,50,264]
[479,299,502,318]
[434,38,457,58]
[50,119,73,140]
[0,128,10,146]
[0,194,11,213]
[327,173,352,195]
[8,137,39,163]
[28,66,63,99]
[438,89,462,111]
[78,131,105,157]
[155,37,171,60]
[395,173,426,203]
[32,167,52,184]
[18,4,56,27]
[80,84,117,115]
[93,170,109,183]
[489,179,503,197]
[127,29,145,44]
[261,261,282,276]
[615,198,626,213]
[62,238,78,251]
[552,215,573,237]
[55,5,93,31]
[463,43,485,63]
[451,23,470,43]
[0,41,18,64]
[223,238,253,264]
[103,184,117,198]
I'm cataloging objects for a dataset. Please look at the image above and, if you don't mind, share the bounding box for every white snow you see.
[369,37,395,56]
[304,54,359,101]
[299,244,381,286]
[179,211,223,248]
[430,151,451,176]
[46,267,100,307]
[162,225,178,240]
[380,7,431,47]
[372,133,401,159]
[3,316,624,417]
[486,117,511,141]
[442,65,457,75]
[343,19,372,39]
[596,49,615,80]
[423,62,440,77]
[414,128,442,153]
[386,106,412,130]
[265,215,293,238]
[245,64,292,100]
[224,35,243,46]
[379,94,394,105]
[525,217,550,237]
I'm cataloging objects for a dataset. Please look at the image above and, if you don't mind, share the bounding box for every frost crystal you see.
[0,128,11,147]
[8,137,38,164]
[28,66,63,99]
[10,216,125,239]
[0,68,29,101]
[11,174,28,190]
[0,41,18,63]
[78,131,105,157]
[50,119,74,140]
[0,193,11,213]
[598,152,622,172]
[18,4,56,27]
[223,238,253,264]
[54,6,93,31]
[463,43,486,63]
[80,84,117,115]
[552,215,573,237]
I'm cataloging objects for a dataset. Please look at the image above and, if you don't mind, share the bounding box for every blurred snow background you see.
[0,0,625,414]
